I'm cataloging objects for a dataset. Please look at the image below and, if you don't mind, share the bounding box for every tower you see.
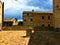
[0,0,4,30]
[53,0,60,28]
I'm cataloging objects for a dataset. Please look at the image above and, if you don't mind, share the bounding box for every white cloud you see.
[2,0,49,11]
[18,0,32,4]
[1,0,52,20]
[2,0,32,9]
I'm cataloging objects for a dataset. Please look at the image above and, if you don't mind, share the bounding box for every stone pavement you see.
[0,31,30,45]
[0,31,60,45]
[28,31,60,45]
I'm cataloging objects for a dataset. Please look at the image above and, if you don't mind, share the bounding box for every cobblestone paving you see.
[0,31,30,45]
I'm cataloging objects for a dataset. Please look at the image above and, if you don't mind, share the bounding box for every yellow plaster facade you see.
[0,1,4,30]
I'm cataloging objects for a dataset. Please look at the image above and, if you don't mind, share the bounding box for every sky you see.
[1,0,53,21]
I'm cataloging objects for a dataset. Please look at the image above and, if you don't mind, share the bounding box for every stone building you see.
[53,0,60,28]
[23,0,60,29]
[23,11,53,29]
[3,18,18,26]
[0,0,60,31]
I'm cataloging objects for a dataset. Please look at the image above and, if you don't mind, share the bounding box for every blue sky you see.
[2,0,53,21]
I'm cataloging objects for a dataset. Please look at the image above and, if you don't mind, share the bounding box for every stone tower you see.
[53,0,60,28]
[0,0,4,30]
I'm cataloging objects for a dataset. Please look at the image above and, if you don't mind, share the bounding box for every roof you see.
[4,18,17,22]
[23,11,53,14]
[4,18,17,20]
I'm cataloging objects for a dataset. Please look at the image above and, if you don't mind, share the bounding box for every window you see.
[42,24,44,27]
[56,5,59,10]
[42,16,44,19]
[48,16,50,19]
[30,18,33,22]
[48,24,50,27]
[27,13,29,16]
[24,19,26,21]
[56,5,59,8]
